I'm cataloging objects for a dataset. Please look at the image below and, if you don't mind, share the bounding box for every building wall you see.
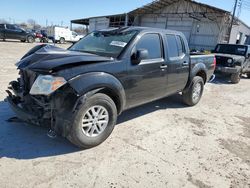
[84,0,250,49]
[134,0,226,50]
[89,17,109,32]
[229,22,250,45]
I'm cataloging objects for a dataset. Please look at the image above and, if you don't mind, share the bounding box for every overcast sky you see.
[0,0,249,26]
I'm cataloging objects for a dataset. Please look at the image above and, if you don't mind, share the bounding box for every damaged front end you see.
[6,68,78,137]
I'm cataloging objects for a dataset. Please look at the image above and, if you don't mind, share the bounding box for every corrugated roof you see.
[71,0,231,25]
[130,0,230,15]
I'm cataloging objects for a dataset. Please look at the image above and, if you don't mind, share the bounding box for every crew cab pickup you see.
[0,24,35,43]
[6,27,215,148]
[213,44,250,83]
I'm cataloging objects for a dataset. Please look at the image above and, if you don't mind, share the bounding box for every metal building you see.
[71,0,250,50]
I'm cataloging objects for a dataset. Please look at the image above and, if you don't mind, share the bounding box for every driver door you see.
[125,33,168,108]
[6,24,23,39]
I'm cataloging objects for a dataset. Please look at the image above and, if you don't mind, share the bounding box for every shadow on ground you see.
[117,94,186,124]
[0,94,186,160]
[211,75,232,85]
[212,74,250,85]
[0,101,79,160]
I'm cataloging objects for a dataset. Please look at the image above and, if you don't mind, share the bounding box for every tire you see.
[59,37,65,44]
[230,72,241,84]
[67,93,117,149]
[246,73,250,78]
[182,76,204,106]
[27,36,34,43]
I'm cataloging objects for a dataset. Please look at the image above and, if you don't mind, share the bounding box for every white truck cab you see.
[47,26,84,43]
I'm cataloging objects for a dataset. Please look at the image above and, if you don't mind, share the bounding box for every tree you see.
[0,18,8,24]
[72,26,87,35]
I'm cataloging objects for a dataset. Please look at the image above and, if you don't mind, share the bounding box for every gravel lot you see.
[0,41,249,188]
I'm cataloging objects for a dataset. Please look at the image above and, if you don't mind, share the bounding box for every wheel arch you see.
[184,63,208,93]
[68,72,126,114]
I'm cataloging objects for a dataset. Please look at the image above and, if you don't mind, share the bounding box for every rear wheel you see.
[182,76,204,106]
[67,93,117,149]
[231,72,241,84]
[27,36,34,43]
[59,37,65,44]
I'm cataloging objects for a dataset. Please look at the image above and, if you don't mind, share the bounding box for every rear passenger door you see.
[164,34,189,93]
[126,33,168,108]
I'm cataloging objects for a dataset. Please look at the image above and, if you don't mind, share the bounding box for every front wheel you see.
[182,76,204,106]
[67,93,117,149]
[231,72,241,84]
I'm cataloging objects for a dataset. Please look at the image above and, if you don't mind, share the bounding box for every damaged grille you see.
[215,56,232,67]
[19,69,38,94]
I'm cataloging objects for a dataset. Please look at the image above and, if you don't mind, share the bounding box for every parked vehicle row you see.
[0,24,84,44]
[6,27,216,149]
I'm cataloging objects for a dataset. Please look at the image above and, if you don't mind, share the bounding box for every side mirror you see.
[131,49,149,65]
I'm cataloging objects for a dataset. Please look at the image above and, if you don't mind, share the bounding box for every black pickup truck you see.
[213,44,250,83]
[0,24,35,43]
[6,27,215,148]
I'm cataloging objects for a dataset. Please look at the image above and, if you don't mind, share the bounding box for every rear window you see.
[166,34,179,58]
[215,44,247,56]
[176,35,186,56]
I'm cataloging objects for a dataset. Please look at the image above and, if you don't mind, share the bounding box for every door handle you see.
[182,61,189,66]
[160,65,168,69]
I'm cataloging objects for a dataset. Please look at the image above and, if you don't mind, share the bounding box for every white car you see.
[47,26,84,43]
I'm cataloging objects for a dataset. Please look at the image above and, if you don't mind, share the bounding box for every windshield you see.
[69,30,138,58]
[215,44,247,56]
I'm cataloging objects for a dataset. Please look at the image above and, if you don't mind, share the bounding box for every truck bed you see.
[190,54,215,82]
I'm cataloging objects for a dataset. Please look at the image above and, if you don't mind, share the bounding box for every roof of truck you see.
[98,26,184,35]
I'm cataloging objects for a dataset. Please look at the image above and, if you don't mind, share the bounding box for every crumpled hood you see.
[17,44,113,73]
[214,53,245,62]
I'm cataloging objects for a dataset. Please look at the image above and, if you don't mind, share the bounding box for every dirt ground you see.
[0,41,249,188]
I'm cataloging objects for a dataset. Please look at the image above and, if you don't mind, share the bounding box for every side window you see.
[176,35,186,56]
[166,34,179,58]
[6,24,15,30]
[136,33,162,59]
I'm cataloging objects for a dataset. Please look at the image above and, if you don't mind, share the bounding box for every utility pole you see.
[228,0,238,43]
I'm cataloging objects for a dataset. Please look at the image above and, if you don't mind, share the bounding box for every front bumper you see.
[6,95,39,125]
[215,66,241,74]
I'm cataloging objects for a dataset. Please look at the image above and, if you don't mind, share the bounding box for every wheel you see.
[230,72,241,84]
[67,93,117,149]
[59,37,65,44]
[246,73,250,78]
[182,76,204,106]
[27,36,34,43]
